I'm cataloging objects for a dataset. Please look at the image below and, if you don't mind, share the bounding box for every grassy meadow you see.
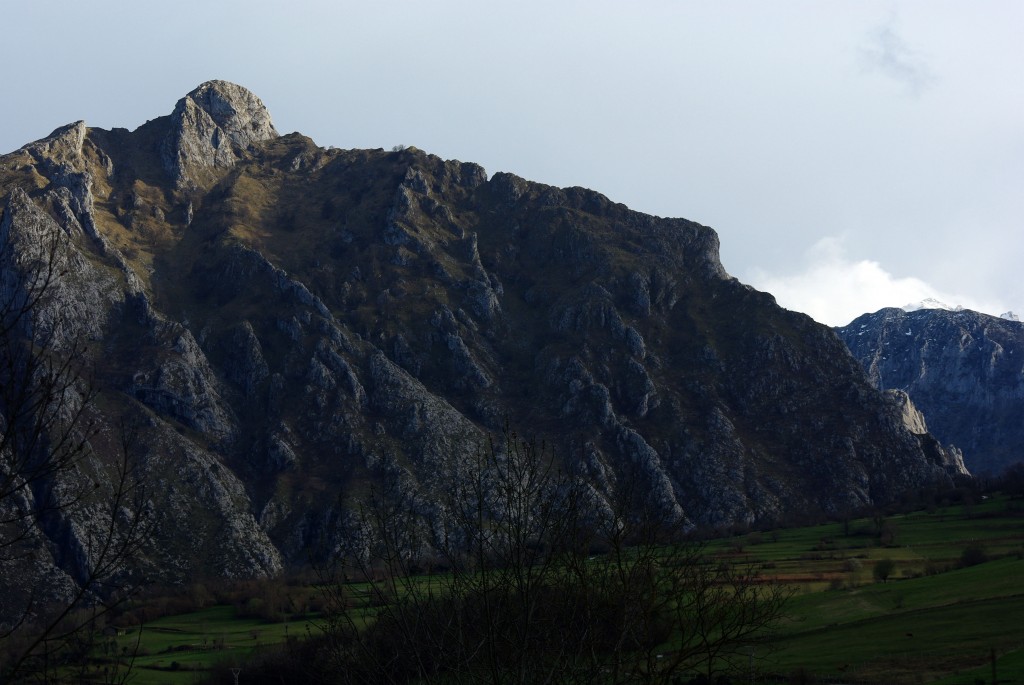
[744,497,1024,682]
[95,495,1022,684]
[96,605,318,684]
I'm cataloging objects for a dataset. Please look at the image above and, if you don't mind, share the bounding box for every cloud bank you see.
[746,237,1004,327]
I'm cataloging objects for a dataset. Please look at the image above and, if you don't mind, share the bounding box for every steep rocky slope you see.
[0,81,965,604]
[838,307,1024,475]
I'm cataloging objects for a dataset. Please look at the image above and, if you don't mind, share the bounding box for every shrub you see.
[873,558,896,583]
[959,545,988,568]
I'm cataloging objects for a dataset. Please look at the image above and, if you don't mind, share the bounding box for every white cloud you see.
[746,237,1004,327]
[859,16,935,95]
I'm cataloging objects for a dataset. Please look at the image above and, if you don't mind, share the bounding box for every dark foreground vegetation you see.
[8,458,1021,685]
[229,433,793,684]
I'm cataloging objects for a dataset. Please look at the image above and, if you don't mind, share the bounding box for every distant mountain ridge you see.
[837,306,1024,475]
[0,81,965,609]
[900,298,1020,322]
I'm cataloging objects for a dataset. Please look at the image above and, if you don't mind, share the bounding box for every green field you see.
[723,498,1024,682]
[94,497,1023,684]
[96,605,320,685]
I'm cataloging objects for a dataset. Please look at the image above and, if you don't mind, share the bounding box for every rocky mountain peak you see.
[21,121,88,173]
[162,80,279,186]
[901,298,962,313]
[182,80,279,145]
[0,83,971,601]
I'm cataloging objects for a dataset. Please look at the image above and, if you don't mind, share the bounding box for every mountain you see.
[901,298,962,313]
[837,306,1024,475]
[901,298,1020,323]
[0,81,965,607]
[901,296,1019,321]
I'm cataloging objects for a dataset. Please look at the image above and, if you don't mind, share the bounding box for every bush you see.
[873,558,896,583]
[959,545,988,568]
[237,597,265,618]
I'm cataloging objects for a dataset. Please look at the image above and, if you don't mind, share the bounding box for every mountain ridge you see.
[898,298,1020,323]
[0,81,966,610]
[837,305,1024,475]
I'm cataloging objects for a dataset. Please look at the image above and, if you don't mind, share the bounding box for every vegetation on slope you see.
[68,489,1024,684]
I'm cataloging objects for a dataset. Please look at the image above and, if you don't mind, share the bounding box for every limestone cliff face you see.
[884,389,967,476]
[886,389,930,436]
[162,79,279,187]
[0,81,964,603]
[838,307,1024,475]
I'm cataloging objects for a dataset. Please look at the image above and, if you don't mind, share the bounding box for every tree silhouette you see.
[307,429,791,684]
[872,558,896,584]
[0,197,149,683]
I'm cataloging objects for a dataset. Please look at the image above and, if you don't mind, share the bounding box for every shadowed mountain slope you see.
[0,81,965,604]
[838,307,1024,475]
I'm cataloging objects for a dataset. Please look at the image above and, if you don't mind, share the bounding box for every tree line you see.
[214,432,790,685]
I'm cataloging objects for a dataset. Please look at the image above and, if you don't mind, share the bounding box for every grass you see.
[103,605,321,685]
[84,496,1024,684]
[751,498,1024,682]
[770,559,1024,681]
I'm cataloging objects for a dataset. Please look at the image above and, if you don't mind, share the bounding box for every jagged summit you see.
[20,121,89,172]
[161,80,279,186]
[179,80,279,145]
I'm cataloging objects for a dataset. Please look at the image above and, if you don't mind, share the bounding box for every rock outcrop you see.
[162,80,279,186]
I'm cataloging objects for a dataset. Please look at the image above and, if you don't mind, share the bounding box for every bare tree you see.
[308,429,791,685]
[0,199,96,559]
[0,198,149,683]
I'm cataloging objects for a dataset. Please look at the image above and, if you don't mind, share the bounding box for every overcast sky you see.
[2,1,1020,326]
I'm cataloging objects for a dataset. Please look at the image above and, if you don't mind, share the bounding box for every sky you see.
[1,1,1020,327]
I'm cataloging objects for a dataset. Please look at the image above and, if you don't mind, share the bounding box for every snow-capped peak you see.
[898,301,1020,322]
[902,298,962,313]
